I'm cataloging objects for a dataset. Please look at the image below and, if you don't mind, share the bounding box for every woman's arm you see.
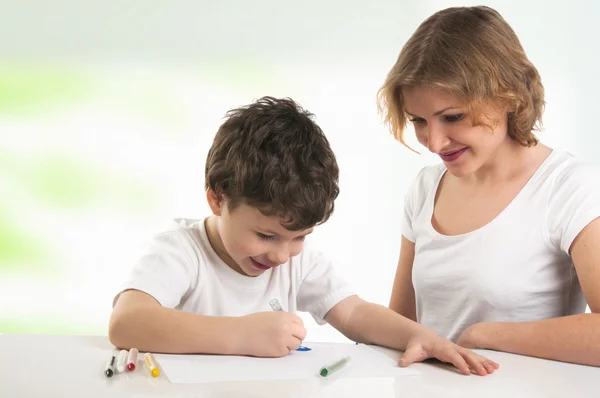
[458,218,600,367]
[389,236,417,321]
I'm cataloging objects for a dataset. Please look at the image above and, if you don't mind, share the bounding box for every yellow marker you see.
[144,353,160,377]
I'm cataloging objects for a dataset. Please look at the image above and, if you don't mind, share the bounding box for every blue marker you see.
[269,299,311,352]
[269,299,284,312]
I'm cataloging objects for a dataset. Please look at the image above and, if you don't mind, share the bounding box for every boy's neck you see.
[204,216,248,276]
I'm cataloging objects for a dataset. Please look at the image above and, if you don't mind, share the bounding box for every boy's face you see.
[206,191,313,277]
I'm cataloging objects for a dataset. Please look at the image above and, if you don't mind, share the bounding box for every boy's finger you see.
[291,323,307,341]
[287,336,302,352]
[291,315,305,326]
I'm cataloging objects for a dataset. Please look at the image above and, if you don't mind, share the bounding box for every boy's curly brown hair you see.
[205,96,339,231]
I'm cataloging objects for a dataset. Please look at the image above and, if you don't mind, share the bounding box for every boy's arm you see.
[109,290,240,354]
[324,295,498,376]
[109,290,306,357]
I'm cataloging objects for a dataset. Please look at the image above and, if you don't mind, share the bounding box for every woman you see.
[379,6,600,367]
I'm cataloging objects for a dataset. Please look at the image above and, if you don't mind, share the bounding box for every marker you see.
[269,298,283,311]
[116,350,128,373]
[319,356,351,377]
[269,298,311,352]
[127,348,139,371]
[104,351,117,378]
[144,353,160,377]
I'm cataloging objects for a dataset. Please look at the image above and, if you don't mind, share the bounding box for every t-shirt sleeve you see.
[401,188,416,243]
[113,231,198,308]
[296,249,356,325]
[401,167,428,243]
[547,160,600,254]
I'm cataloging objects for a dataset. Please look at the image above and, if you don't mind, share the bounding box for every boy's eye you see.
[444,113,464,122]
[257,233,276,241]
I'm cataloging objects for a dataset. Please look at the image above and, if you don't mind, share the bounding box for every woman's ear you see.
[206,189,224,216]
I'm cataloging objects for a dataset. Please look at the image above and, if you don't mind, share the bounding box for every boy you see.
[109,96,497,376]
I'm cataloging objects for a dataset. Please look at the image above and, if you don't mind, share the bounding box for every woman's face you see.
[402,85,510,178]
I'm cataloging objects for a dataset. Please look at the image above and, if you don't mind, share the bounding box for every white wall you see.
[0,0,597,338]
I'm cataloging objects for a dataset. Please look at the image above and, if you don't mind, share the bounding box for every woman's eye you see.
[409,117,426,124]
[444,113,464,123]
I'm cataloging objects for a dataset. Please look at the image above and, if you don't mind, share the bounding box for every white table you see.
[1,334,598,397]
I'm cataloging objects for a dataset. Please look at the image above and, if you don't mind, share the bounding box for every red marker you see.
[127,348,139,371]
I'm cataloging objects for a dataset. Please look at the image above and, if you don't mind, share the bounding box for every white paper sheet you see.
[154,343,419,384]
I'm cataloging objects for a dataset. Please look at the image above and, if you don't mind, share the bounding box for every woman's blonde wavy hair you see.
[378,6,545,149]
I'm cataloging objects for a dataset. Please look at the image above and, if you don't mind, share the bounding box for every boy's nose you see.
[267,248,290,266]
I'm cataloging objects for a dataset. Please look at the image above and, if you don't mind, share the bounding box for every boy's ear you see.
[206,189,225,216]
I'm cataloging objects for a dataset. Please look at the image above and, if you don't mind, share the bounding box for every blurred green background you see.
[0,63,267,334]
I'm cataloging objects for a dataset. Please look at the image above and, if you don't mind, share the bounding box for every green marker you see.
[319,356,351,377]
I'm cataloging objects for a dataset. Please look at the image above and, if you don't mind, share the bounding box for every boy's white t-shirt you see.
[403,149,600,342]
[115,218,355,324]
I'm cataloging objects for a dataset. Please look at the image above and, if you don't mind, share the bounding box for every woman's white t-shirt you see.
[403,149,600,341]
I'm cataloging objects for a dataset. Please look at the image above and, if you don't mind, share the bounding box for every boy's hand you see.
[399,333,499,376]
[238,312,307,357]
